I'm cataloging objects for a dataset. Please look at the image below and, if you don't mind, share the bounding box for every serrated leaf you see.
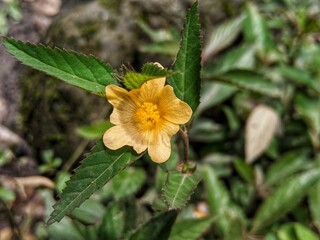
[3,37,117,93]
[169,217,214,240]
[245,105,280,163]
[265,149,310,187]
[167,2,201,112]
[48,140,141,224]
[203,14,245,61]
[76,121,113,139]
[162,170,200,209]
[212,70,282,98]
[123,63,174,90]
[251,168,320,233]
[141,63,173,76]
[129,210,178,240]
[112,167,146,199]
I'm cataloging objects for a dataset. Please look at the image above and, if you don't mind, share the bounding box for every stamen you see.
[136,102,160,127]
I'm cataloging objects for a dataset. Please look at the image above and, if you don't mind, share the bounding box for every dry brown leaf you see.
[15,176,55,189]
[0,228,12,240]
[245,105,280,164]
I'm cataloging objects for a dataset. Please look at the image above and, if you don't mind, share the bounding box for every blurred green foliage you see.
[3,0,320,239]
[0,0,22,35]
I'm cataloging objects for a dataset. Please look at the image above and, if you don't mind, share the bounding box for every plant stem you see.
[179,126,190,164]
[62,139,89,172]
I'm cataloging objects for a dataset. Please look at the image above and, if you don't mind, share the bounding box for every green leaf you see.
[2,37,117,93]
[196,82,236,116]
[70,198,105,225]
[169,217,214,240]
[294,223,319,240]
[277,224,297,240]
[123,63,174,90]
[0,12,9,36]
[202,165,245,238]
[244,3,275,53]
[137,19,179,43]
[48,140,141,224]
[40,190,84,240]
[202,44,256,77]
[278,65,320,92]
[223,106,240,131]
[162,170,200,209]
[233,159,254,184]
[309,157,320,232]
[167,1,201,112]
[309,179,320,232]
[98,201,125,240]
[140,41,179,56]
[264,232,280,240]
[122,199,151,238]
[295,93,320,148]
[265,149,310,187]
[189,118,225,143]
[129,210,178,240]
[203,15,245,60]
[211,70,282,98]
[0,187,15,202]
[251,168,320,233]
[112,167,146,199]
[76,121,113,140]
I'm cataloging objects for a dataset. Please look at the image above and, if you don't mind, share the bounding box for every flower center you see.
[136,102,160,127]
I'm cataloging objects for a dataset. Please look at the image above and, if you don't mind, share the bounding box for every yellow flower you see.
[103,68,192,163]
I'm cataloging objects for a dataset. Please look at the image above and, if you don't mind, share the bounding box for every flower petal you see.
[110,108,136,125]
[105,85,138,109]
[106,85,140,125]
[158,85,193,124]
[103,125,149,153]
[148,120,179,163]
[131,77,166,103]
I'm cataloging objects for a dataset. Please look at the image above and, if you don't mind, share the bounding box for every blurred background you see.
[1,0,320,239]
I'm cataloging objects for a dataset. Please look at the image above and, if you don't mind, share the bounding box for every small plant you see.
[0,0,22,35]
[3,0,320,239]
[38,149,62,175]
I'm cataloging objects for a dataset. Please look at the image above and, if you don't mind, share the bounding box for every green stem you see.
[62,139,89,172]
